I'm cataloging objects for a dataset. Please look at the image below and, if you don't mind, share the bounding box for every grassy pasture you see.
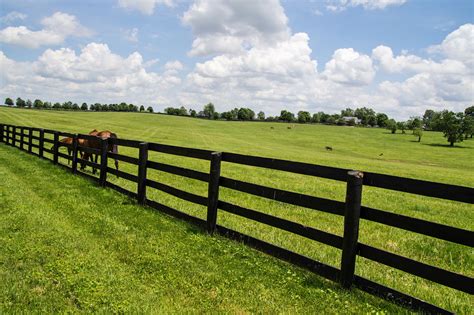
[1,107,473,313]
[0,144,404,313]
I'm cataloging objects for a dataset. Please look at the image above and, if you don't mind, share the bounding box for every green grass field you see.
[0,144,406,313]
[1,107,473,313]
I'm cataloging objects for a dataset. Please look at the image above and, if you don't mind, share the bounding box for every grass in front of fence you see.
[0,144,407,313]
[1,107,473,313]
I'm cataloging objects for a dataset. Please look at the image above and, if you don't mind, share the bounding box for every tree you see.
[16,97,26,107]
[81,103,88,111]
[341,108,355,117]
[43,102,51,109]
[355,107,376,125]
[311,112,322,123]
[407,117,422,132]
[413,128,423,142]
[33,99,43,109]
[297,111,311,123]
[279,110,295,122]
[461,115,473,139]
[147,106,153,113]
[386,119,397,134]
[203,103,215,119]
[189,109,197,117]
[72,103,80,110]
[423,109,436,130]
[397,121,406,134]
[237,108,255,120]
[26,99,33,108]
[5,97,14,106]
[140,105,145,112]
[440,111,464,146]
[376,113,389,127]
[257,111,265,120]
[53,102,61,109]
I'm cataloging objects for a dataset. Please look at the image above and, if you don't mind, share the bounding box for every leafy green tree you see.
[297,111,311,123]
[279,110,295,122]
[237,108,255,120]
[397,121,406,134]
[5,97,14,106]
[413,128,423,142]
[376,113,389,127]
[257,111,265,120]
[190,109,197,117]
[63,101,72,110]
[72,103,79,110]
[203,103,215,119]
[386,119,397,134]
[43,102,51,109]
[147,106,153,113]
[16,97,26,107]
[465,106,474,117]
[355,107,376,125]
[212,112,219,120]
[311,112,322,123]
[26,99,32,108]
[140,105,145,112]
[461,115,473,139]
[81,103,88,110]
[440,111,464,146]
[423,109,436,130]
[341,108,355,117]
[33,99,43,109]
[53,102,61,109]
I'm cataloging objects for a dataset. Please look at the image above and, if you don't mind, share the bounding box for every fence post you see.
[0,124,3,143]
[28,128,33,153]
[207,152,222,234]
[12,126,16,147]
[340,170,364,289]
[71,134,78,174]
[39,129,44,158]
[99,138,108,187]
[53,131,59,164]
[20,127,24,150]
[137,142,149,205]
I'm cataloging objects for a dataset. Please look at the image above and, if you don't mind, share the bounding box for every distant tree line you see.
[4,97,473,147]
[4,97,154,113]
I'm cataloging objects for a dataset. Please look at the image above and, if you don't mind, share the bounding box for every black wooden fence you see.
[0,123,473,314]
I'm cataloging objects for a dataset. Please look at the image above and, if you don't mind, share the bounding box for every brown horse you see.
[81,130,119,174]
[52,129,99,164]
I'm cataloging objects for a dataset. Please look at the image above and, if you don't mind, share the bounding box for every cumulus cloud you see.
[0,43,182,105]
[118,0,174,15]
[323,48,375,85]
[0,12,91,49]
[0,11,27,24]
[327,0,407,11]
[182,0,289,56]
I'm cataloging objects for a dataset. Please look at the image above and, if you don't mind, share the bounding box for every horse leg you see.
[93,154,98,174]
[67,148,72,165]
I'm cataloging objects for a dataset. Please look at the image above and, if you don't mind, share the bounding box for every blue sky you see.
[0,0,473,119]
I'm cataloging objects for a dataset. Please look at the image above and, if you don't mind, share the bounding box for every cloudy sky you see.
[0,0,472,119]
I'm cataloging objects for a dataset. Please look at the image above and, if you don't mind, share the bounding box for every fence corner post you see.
[137,142,149,205]
[340,170,364,289]
[71,134,78,174]
[39,129,45,158]
[207,152,222,234]
[0,124,4,143]
[20,127,24,150]
[28,128,33,153]
[53,131,59,164]
[99,138,108,187]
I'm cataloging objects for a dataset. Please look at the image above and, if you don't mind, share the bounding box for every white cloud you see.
[323,48,375,85]
[327,0,407,11]
[0,11,27,24]
[428,23,474,67]
[123,27,139,42]
[118,0,174,15]
[0,12,91,49]
[0,43,182,105]
[182,0,290,56]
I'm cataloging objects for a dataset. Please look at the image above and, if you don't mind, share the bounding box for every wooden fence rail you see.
[0,123,473,314]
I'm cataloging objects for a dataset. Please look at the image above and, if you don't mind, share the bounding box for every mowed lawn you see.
[1,107,473,313]
[0,144,406,313]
